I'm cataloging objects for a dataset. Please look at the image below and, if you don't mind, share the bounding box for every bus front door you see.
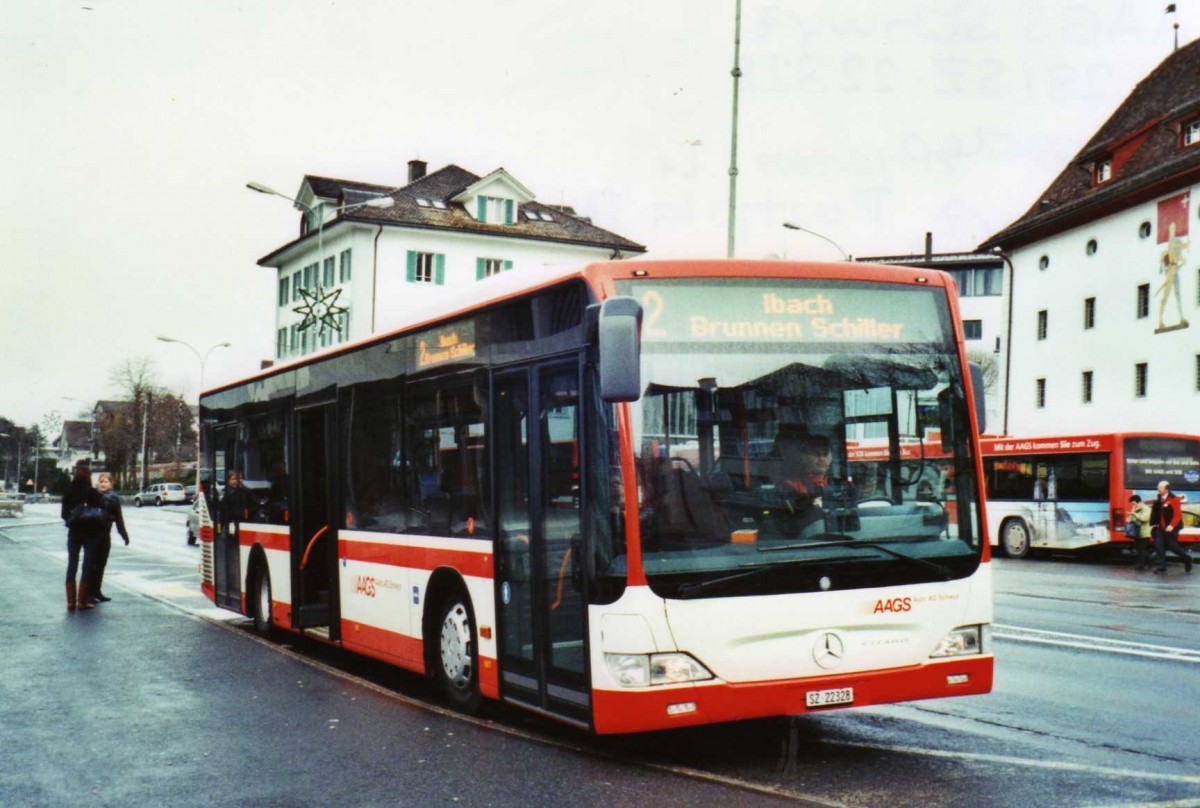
[494,364,591,728]
[291,403,340,637]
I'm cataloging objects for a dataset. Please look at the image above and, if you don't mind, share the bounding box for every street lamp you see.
[157,337,232,487]
[247,181,394,344]
[0,432,18,492]
[782,222,850,262]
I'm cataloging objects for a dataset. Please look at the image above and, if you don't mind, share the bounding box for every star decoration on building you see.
[293,286,348,334]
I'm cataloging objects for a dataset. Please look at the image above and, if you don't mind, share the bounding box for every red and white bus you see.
[980,432,1200,558]
[197,259,993,734]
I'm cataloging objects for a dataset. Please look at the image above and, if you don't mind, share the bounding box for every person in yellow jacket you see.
[1127,494,1154,571]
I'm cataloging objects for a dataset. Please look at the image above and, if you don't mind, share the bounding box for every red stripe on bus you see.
[591,655,994,735]
[339,539,494,578]
[240,527,289,552]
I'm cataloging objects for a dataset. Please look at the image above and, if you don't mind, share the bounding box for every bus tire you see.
[435,593,482,714]
[1001,518,1032,559]
[252,561,274,638]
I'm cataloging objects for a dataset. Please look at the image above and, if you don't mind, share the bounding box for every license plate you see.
[805,687,854,708]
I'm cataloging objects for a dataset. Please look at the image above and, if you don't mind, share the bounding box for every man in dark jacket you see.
[1151,480,1193,574]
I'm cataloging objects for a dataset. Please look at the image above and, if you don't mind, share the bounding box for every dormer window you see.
[1095,159,1112,184]
[478,196,515,225]
[1184,119,1200,147]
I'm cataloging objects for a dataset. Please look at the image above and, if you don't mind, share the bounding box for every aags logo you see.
[873,597,912,614]
[355,575,377,597]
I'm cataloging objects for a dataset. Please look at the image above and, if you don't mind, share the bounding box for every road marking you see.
[994,624,1200,663]
[825,739,1200,785]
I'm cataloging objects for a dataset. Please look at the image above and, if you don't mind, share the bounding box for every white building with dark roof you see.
[981,40,1200,436]
[256,160,645,360]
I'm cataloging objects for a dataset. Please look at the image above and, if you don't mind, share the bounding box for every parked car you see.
[186,498,200,544]
[133,483,187,507]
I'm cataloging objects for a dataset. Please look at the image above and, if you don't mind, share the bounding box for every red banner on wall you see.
[1157,191,1190,243]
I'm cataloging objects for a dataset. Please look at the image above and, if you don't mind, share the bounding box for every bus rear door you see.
[291,402,341,637]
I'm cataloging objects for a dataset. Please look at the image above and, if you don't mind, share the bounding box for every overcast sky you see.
[0,0,1184,429]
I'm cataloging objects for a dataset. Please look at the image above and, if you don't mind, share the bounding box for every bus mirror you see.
[968,362,986,434]
[598,296,642,402]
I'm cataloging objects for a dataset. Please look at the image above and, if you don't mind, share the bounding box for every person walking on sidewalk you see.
[1151,480,1193,575]
[1128,494,1154,571]
[90,472,130,603]
[60,463,107,611]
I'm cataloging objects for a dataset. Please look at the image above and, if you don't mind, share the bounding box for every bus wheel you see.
[436,595,481,713]
[1002,519,1032,559]
[252,564,274,638]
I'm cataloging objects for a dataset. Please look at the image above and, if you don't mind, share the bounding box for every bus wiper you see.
[674,555,862,598]
[759,537,951,580]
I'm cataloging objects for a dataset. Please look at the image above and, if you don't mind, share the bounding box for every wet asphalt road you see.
[2,505,1199,806]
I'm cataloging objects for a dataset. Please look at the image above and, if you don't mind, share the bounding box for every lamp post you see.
[247,181,393,345]
[0,432,18,492]
[157,337,231,485]
[782,222,850,261]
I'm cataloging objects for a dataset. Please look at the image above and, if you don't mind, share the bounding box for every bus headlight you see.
[604,653,714,687]
[929,625,985,658]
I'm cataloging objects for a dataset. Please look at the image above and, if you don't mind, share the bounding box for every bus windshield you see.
[615,278,983,598]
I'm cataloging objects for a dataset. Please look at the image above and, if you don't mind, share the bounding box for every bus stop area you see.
[0,525,797,807]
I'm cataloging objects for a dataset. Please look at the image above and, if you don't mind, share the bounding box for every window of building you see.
[1196,354,1200,391]
[1037,309,1048,340]
[289,325,297,354]
[524,210,540,221]
[336,309,350,342]
[1137,283,1150,318]
[303,263,317,290]
[323,257,335,287]
[1139,221,1152,239]
[278,277,289,307]
[962,319,982,340]
[407,251,444,284]
[476,257,512,279]
[946,268,1003,297]
[478,196,514,225]
[1086,238,1098,255]
[1184,119,1200,147]
[276,328,286,359]
[1084,297,1095,329]
[416,198,431,208]
[432,200,448,210]
[339,249,352,283]
[1036,378,1046,409]
[291,271,302,302]
[1095,159,1112,183]
[1082,370,1093,403]
[1135,362,1148,398]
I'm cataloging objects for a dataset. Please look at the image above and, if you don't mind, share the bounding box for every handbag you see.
[69,502,110,530]
[1123,520,1140,538]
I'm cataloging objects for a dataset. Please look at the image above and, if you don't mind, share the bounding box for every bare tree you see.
[99,357,196,488]
[966,351,1000,398]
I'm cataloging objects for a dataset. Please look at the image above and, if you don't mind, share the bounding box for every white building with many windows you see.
[257,160,645,360]
[860,246,1008,433]
[981,40,1200,436]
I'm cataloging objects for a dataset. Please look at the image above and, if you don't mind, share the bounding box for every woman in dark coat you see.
[90,472,130,603]
[61,463,107,611]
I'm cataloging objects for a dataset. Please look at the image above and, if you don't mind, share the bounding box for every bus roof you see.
[204,258,955,398]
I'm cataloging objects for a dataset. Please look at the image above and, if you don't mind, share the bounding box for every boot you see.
[67,582,77,612]
[76,581,94,611]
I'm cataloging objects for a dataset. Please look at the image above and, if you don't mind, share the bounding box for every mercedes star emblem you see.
[813,631,845,670]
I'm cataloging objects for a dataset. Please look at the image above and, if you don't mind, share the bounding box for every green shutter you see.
[505,199,514,224]
[476,258,486,280]
[435,254,445,285]
[406,251,417,282]
[504,260,513,272]
[477,197,487,222]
